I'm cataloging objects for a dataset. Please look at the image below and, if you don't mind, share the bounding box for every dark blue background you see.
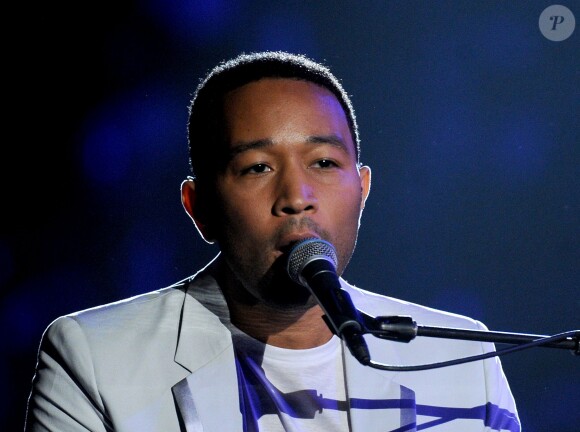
[3,1,578,431]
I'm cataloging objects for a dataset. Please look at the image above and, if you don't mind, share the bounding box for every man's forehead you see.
[226,133,352,159]
[213,77,359,164]
[223,78,350,132]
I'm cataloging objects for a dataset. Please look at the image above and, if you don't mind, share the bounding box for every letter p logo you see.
[539,5,575,41]
[550,15,565,31]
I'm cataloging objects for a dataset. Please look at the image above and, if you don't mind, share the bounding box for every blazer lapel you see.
[172,344,242,432]
[172,267,243,431]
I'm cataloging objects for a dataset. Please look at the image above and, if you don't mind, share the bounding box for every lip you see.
[276,232,320,254]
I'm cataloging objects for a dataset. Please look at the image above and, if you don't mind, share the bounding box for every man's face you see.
[203,78,370,307]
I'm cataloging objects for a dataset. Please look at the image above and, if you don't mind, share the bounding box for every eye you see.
[313,159,339,169]
[241,163,272,175]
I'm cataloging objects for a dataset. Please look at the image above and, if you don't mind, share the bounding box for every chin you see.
[256,257,313,308]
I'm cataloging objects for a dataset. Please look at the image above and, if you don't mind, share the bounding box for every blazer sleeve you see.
[25,316,110,432]
[477,320,522,432]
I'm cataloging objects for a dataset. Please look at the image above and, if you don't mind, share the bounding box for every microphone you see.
[287,238,371,365]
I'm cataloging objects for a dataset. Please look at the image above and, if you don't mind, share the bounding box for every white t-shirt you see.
[233,330,350,431]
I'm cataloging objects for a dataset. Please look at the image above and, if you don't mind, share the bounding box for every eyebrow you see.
[227,134,350,160]
[228,138,273,159]
[306,134,350,152]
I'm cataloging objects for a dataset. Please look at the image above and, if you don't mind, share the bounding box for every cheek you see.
[217,179,274,223]
[331,185,364,233]
[220,197,269,235]
[335,181,364,215]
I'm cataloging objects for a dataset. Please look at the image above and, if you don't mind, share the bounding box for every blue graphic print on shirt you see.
[234,351,519,431]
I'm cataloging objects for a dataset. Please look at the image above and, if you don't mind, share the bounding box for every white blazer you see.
[25,257,520,431]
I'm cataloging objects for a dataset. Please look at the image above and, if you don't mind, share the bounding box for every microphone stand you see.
[355,312,579,371]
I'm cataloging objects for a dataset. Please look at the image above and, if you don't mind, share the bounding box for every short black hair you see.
[187,51,360,180]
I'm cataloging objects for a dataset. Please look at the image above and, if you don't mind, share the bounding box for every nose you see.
[272,167,318,216]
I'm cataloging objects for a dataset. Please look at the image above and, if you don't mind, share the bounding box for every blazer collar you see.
[173,343,242,431]
[174,256,233,373]
[172,257,243,431]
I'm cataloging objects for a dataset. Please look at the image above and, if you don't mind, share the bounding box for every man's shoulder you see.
[43,278,193,341]
[341,280,485,330]
[72,279,189,320]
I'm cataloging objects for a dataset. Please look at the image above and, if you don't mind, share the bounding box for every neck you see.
[229,301,334,349]
[215,257,334,349]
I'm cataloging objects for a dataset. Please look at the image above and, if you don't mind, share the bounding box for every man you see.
[25,51,520,431]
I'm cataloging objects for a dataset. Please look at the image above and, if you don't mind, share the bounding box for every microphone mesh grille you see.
[287,238,338,283]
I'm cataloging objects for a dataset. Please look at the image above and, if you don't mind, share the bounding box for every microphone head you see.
[287,238,338,284]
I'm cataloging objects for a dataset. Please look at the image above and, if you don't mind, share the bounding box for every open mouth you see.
[276,234,320,255]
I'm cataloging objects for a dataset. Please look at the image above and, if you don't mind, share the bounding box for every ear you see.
[358,165,371,211]
[180,177,216,244]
